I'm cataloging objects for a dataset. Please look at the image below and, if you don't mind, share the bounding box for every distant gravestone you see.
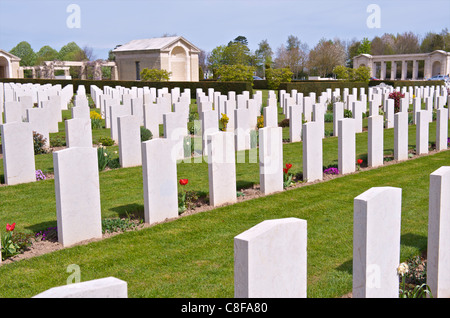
[303,122,323,182]
[259,127,283,195]
[394,112,409,161]
[368,115,384,168]
[338,118,356,174]
[65,118,92,148]
[118,115,142,167]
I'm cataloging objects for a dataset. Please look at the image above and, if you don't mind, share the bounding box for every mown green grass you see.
[0,149,447,298]
[0,91,448,298]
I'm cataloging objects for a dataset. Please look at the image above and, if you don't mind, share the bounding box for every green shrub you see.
[265,68,293,90]
[140,68,171,82]
[324,112,333,122]
[97,136,114,146]
[140,126,153,142]
[216,64,255,83]
[344,109,353,118]
[50,135,66,148]
[33,131,47,155]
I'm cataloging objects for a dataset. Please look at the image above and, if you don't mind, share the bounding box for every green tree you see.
[58,42,86,61]
[207,41,253,78]
[357,37,371,55]
[35,45,58,65]
[215,64,255,83]
[10,41,36,66]
[265,68,293,90]
[333,65,370,82]
[140,68,171,81]
[420,32,445,52]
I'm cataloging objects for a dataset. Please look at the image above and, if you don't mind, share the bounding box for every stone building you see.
[0,49,22,79]
[112,36,200,82]
[353,50,450,80]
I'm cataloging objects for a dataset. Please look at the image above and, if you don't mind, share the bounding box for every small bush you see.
[90,111,103,129]
[278,118,290,127]
[140,68,171,82]
[324,112,333,122]
[33,131,47,155]
[344,109,353,118]
[140,126,153,142]
[97,136,114,146]
[265,68,293,90]
[50,135,66,148]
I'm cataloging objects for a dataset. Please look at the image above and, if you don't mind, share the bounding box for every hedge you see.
[0,78,253,96]
[279,79,446,97]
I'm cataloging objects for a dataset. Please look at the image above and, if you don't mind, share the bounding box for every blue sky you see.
[0,0,449,60]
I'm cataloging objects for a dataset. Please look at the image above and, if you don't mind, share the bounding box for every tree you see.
[420,31,445,52]
[207,40,253,78]
[370,34,395,55]
[35,45,58,65]
[265,68,293,90]
[307,38,346,77]
[255,39,273,78]
[10,41,36,66]
[274,35,308,79]
[333,65,370,82]
[215,64,255,83]
[394,31,420,54]
[58,42,86,61]
[82,45,96,61]
[357,37,371,55]
[232,35,248,46]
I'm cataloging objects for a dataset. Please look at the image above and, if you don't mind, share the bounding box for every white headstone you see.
[207,131,237,207]
[259,127,283,195]
[1,122,36,185]
[427,166,450,298]
[353,187,402,298]
[53,147,102,247]
[234,218,307,298]
[118,115,142,167]
[141,138,178,224]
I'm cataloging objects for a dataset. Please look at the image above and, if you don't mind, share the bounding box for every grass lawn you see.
[0,90,448,298]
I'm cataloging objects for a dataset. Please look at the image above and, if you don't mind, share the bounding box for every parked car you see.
[253,76,263,80]
[427,75,449,82]
[370,77,380,81]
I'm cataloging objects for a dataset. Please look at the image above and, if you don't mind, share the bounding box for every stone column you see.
[412,60,419,80]
[380,61,386,80]
[401,60,408,80]
[390,61,397,80]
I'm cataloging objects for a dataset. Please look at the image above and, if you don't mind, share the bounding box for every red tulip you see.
[6,222,16,232]
[283,168,288,174]
[179,179,188,186]
[285,163,292,170]
[357,159,363,165]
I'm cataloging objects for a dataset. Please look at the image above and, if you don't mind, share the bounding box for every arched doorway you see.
[0,56,10,78]
[432,61,441,76]
[170,46,187,81]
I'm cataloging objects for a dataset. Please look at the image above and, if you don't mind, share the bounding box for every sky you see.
[0,0,449,60]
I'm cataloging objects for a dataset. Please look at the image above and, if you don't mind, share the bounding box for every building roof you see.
[112,36,201,53]
[0,49,21,61]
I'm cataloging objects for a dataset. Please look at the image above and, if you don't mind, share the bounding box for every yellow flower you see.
[90,111,102,120]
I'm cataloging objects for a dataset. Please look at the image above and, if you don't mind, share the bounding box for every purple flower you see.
[35,169,46,181]
[324,167,339,175]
